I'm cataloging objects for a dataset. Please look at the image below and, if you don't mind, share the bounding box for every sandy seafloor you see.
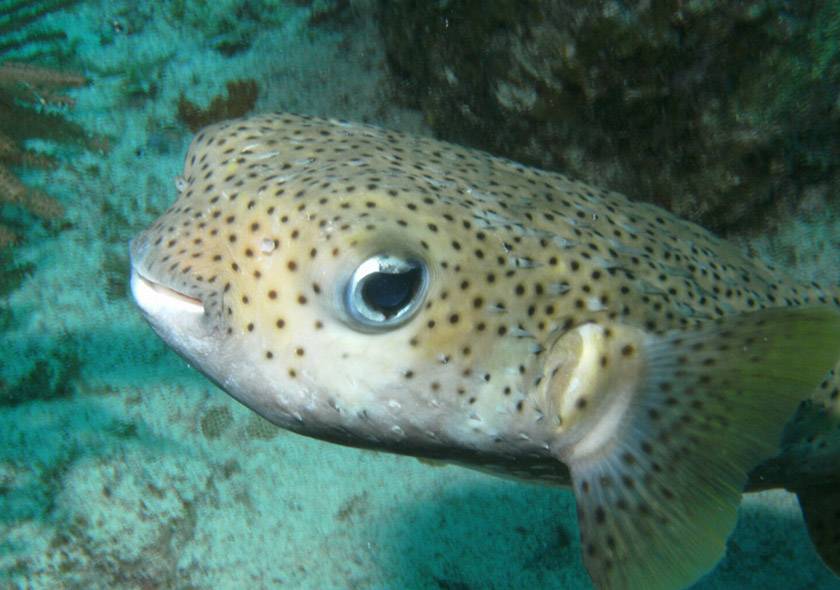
[1,1,840,589]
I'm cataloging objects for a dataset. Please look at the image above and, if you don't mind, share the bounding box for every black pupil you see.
[361,266,422,319]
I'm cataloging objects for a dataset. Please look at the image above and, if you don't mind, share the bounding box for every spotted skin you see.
[130,113,840,590]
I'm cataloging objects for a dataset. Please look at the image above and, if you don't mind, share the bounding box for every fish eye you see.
[344,254,429,331]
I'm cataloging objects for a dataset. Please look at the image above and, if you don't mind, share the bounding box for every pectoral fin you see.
[551,307,840,590]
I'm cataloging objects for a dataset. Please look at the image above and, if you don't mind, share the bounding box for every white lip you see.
[130,269,205,316]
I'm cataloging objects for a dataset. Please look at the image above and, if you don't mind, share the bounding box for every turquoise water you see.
[1,2,839,589]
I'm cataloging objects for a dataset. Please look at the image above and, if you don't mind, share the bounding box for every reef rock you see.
[377,0,840,231]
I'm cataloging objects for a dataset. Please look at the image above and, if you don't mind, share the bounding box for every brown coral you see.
[0,61,86,246]
[177,79,259,132]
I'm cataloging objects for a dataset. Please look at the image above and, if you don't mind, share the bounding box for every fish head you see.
[130,114,556,463]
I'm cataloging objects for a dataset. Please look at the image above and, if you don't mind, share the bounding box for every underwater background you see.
[1,1,839,588]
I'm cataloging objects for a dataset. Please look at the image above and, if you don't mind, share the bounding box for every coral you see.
[177,78,259,132]
[377,1,840,232]
[0,344,83,405]
[0,62,86,245]
[0,248,33,297]
[305,0,350,25]
[0,0,87,247]
[0,246,84,407]
[199,406,233,440]
[245,413,280,440]
[0,0,79,62]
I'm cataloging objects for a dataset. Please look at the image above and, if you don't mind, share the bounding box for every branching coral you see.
[0,0,85,247]
[0,0,79,60]
[0,61,86,246]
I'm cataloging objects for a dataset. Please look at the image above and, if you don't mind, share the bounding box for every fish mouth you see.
[130,269,205,316]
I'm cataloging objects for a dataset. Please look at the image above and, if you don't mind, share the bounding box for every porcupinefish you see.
[129,113,840,590]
